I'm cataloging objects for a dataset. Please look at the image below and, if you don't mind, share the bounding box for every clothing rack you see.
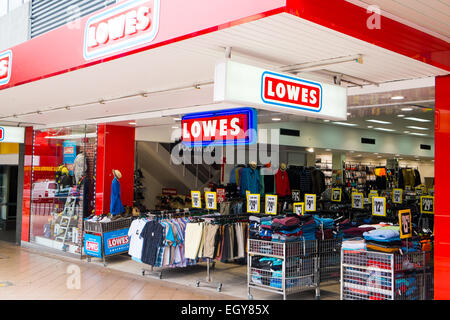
[194,213,252,293]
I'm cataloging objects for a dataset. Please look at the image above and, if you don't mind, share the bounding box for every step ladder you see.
[55,196,77,251]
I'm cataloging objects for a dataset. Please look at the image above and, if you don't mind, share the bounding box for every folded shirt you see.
[249,216,261,223]
[271,222,301,232]
[272,216,301,227]
[316,229,334,240]
[366,243,400,253]
[342,239,366,251]
[314,216,335,229]
[363,229,400,242]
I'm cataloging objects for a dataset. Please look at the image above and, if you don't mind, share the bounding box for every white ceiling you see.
[0,12,446,129]
[349,0,450,40]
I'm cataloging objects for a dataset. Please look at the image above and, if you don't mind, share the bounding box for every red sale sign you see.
[0,51,12,86]
[262,72,322,112]
[84,0,160,60]
[182,108,257,146]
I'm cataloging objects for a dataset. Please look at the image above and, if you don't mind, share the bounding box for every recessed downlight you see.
[391,96,405,100]
[272,118,282,121]
[397,114,405,118]
[129,122,137,125]
[323,119,330,122]
[401,107,413,111]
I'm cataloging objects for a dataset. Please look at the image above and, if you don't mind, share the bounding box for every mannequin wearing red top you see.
[275,163,291,197]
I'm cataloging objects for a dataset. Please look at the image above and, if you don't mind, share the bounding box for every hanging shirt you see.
[240,167,261,195]
[128,219,148,260]
[110,177,124,215]
[275,169,291,197]
[140,221,165,266]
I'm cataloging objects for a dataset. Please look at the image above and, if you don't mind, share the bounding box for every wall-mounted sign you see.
[331,188,342,202]
[420,196,434,214]
[372,197,386,217]
[181,108,257,147]
[304,194,316,212]
[392,189,403,204]
[0,126,24,143]
[247,194,260,213]
[293,202,305,216]
[399,209,412,239]
[191,191,202,208]
[265,195,277,215]
[83,0,161,60]
[205,191,217,210]
[352,192,364,209]
[0,50,12,86]
[214,60,347,120]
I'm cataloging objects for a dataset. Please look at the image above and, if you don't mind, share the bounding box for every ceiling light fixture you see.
[272,118,281,121]
[403,131,410,134]
[404,117,431,123]
[129,122,137,125]
[332,122,358,126]
[366,119,392,124]
[409,132,428,136]
[306,147,315,153]
[397,114,405,118]
[367,126,373,128]
[323,120,330,122]
[374,127,396,132]
[391,96,405,100]
[401,107,413,111]
[406,126,428,131]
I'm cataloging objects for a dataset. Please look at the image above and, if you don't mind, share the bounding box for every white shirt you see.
[128,219,147,259]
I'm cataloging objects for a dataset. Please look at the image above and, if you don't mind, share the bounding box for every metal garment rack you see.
[194,213,251,293]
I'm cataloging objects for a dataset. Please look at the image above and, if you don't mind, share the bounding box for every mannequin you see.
[240,161,261,195]
[280,163,287,171]
[73,148,86,185]
[249,161,257,170]
[110,169,125,217]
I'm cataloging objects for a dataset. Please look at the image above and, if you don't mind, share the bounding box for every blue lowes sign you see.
[84,233,102,258]
[63,140,77,164]
[103,228,130,256]
[181,108,257,147]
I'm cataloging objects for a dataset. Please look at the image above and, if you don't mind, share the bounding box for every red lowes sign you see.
[107,235,129,248]
[262,72,322,112]
[0,51,12,86]
[182,108,257,146]
[86,241,99,252]
[83,0,160,60]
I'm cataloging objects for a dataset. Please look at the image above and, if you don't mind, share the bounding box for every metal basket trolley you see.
[341,249,432,300]
[83,218,132,267]
[248,239,319,300]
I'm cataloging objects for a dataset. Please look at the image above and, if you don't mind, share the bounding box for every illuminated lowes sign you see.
[182,108,257,147]
[0,50,12,86]
[83,0,160,60]
[262,72,322,112]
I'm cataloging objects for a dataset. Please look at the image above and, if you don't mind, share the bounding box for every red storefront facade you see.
[0,0,449,298]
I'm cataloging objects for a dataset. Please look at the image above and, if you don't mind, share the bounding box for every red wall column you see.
[95,124,135,216]
[435,75,450,299]
[21,127,33,242]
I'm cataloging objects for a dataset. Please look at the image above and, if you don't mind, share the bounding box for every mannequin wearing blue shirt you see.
[111,169,125,216]
[240,161,261,195]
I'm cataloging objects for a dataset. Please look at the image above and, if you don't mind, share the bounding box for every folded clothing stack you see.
[363,227,402,253]
[315,228,334,240]
[343,227,376,239]
[271,216,302,242]
[300,215,317,241]
[342,239,366,251]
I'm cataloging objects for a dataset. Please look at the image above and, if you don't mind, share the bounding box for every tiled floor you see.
[0,241,340,300]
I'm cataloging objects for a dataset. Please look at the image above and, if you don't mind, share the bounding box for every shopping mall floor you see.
[0,241,340,300]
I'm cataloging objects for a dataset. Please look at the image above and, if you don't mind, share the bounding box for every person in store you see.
[111,169,125,219]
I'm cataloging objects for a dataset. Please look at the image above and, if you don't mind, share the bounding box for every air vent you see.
[280,129,300,137]
[420,144,431,150]
[361,138,376,145]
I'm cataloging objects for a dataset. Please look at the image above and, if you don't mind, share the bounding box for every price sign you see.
[392,189,403,204]
[398,209,412,239]
[304,194,316,212]
[331,188,342,202]
[291,190,301,202]
[265,195,277,215]
[368,190,378,203]
[205,191,217,210]
[415,187,423,197]
[352,193,364,209]
[191,191,202,208]
[372,197,386,217]
[247,194,260,213]
[293,202,305,216]
[216,188,225,203]
[420,196,434,214]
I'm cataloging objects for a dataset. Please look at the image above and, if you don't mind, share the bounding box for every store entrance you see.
[0,165,18,243]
